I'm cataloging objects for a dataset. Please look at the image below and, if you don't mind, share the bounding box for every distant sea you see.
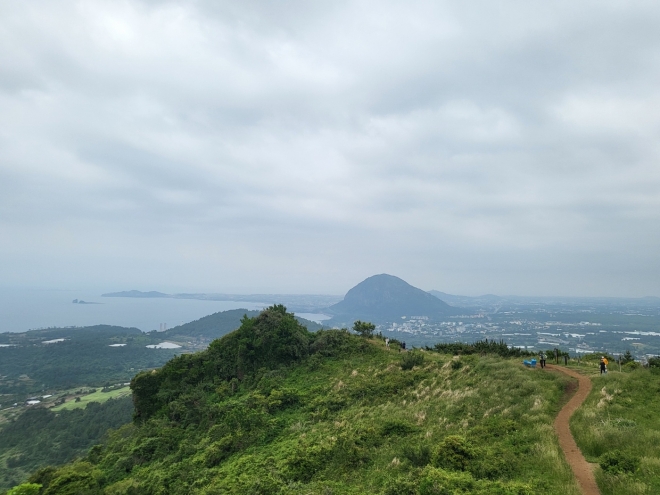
[0,288,273,334]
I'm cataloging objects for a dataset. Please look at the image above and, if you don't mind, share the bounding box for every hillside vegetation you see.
[13,305,583,494]
[0,311,322,399]
[0,326,179,394]
[0,398,133,491]
[571,364,660,495]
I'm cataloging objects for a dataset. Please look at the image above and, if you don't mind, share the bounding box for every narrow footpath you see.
[545,364,600,495]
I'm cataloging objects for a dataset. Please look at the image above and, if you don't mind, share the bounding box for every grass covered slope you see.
[24,306,580,494]
[571,366,660,495]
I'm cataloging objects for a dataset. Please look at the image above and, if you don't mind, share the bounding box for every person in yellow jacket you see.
[600,356,608,374]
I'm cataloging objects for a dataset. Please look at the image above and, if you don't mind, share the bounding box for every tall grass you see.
[191,352,582,494]
[571,369,660,495]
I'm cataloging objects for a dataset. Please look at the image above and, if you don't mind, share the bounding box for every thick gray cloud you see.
[1,0,659,296]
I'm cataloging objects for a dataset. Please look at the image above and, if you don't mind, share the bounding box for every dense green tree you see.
[131,305,313,422]
[352,320,375,338]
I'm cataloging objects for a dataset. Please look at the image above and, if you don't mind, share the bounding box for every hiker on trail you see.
[385,337,390,349]
[600,357,607,374]
[539,352,546,369]
[603,356,608,373]
[401,341,406,351]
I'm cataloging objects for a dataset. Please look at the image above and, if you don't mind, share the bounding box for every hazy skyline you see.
[1,1,659,297]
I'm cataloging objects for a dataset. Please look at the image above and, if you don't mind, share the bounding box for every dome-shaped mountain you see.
[328,274,457,321]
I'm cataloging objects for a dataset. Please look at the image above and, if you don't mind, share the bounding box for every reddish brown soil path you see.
[545,364,600,495]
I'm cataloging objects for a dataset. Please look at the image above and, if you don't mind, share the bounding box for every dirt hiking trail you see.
[545,364,600,495]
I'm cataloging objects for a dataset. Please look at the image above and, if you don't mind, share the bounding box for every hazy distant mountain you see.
[327,274,458,322]
[428,290,504,306]
[428,290,660,308]
[102,290,170,298]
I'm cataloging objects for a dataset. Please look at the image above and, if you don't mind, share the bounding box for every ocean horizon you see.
[0,288,272,334]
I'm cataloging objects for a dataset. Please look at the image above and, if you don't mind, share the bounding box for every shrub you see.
[286,442,334,482]
[401,351,424,370]
[27,466,58,490]
[623,361,641,371]
[470,448,517,480]
[6,483,42,495]
[383,476,417,495]
[648,356,660,368]
[434,339,535,358]
[418,467,476,495]
[380,420,417,437]
[306,353,324,371]
[599,450,640,474]
[471,417,517,440]
[451,359,463,370]
[433,436,477,471]
[402,444,432,467]
[309,329,366,357]
[40,461,103,494]
[205,435,235,467]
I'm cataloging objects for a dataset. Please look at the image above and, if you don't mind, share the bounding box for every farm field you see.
[52,386,131,412]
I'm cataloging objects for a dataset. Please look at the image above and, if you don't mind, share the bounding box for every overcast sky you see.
[1,1,659,297]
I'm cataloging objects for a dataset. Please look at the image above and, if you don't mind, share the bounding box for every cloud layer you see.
[1,0,659,296]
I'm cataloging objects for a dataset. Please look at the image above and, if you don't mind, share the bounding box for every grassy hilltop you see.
[11,305,584,494]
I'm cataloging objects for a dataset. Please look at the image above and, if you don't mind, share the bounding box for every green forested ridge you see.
[0,398,133,491]
[13,305,586,494]
[161,310,260,338]
[0,311,322,396]
[161,309,322,339]
[0,326,179,394]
